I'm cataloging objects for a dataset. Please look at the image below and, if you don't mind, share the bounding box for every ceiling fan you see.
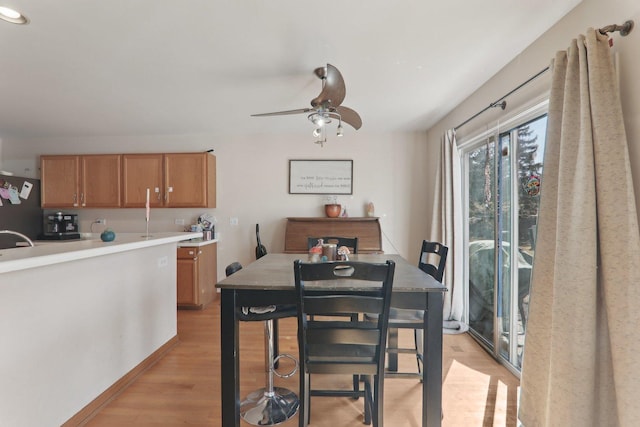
[251,64,362,145]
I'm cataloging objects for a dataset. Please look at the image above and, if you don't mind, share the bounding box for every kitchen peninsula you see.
[0,232,201,426]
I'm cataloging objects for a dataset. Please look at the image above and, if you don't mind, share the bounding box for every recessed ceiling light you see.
[0,6,29,24]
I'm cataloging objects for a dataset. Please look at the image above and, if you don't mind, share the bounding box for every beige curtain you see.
[431,129,465,327]
[519,29,640,426]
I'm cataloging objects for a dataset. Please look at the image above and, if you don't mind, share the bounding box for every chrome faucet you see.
[0,230,35,247]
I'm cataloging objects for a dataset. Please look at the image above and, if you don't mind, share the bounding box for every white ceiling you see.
[0,1,581,140]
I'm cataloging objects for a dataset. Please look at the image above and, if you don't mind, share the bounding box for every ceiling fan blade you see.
[335,106,362,130]
[251,108,313,117]
[311,64,346,108]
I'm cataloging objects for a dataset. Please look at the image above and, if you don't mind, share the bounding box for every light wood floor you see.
[85,299,520,427]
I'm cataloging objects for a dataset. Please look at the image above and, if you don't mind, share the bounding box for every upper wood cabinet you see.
[40,155,79,208]
[122,154,164,208]
[81,155,122,208]
[164,153,216,208]
[122,152,216,208]
[41,154,122,208]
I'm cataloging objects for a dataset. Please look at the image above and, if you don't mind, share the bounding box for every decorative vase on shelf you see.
[324,204,342,218]
[100,228,116,242]
[366,202,375,217]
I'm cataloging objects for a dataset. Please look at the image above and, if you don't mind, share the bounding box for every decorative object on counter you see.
[324,203,341,218]
[100,228,116,242]
[340,205,348,217]
[337,245,351,261]
[198,213,216,240]
[366,202,375,217]
[308,238,323,262]
[322,241,337,261]
[308,246,322,263]
[144,188,151,239]
[324,195,341,218]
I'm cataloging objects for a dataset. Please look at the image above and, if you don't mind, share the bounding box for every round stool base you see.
[240,387,299,426]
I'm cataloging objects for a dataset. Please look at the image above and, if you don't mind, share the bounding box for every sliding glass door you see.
[463,113,547,372]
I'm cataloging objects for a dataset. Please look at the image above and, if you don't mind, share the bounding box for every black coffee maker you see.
[41,212,80,240]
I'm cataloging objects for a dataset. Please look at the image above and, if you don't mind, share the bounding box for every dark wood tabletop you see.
[216,253,446,293]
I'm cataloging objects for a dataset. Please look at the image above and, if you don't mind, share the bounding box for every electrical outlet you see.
[157,256,168,267]
[95,218,106,225]
[175,218,185,225]
[230,217,239,226]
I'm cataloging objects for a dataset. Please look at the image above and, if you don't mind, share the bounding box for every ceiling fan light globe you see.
[0,6,28,24]
[0,6,20,18]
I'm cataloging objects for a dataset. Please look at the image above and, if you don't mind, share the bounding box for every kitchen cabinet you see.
[164,153,216,208]
[176,241,217,308]
[122,154,164,207]
[40,154,122,208]
[122,152,216,208]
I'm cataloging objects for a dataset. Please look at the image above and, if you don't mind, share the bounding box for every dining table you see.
[216,253,447,426]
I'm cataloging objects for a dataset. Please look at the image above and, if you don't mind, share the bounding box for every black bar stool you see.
[225,262,299,425]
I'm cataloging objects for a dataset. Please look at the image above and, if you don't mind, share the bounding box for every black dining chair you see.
[294,259,396,427]
[307,236,359,255]
[225,262,299,426]
[365,240,448,379]
[307,235,360,393]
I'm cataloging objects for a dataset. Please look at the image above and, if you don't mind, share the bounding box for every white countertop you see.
[178,238,218,247]
[0,232,202,274]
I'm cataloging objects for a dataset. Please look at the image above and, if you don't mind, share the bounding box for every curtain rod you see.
[453,20,634,132]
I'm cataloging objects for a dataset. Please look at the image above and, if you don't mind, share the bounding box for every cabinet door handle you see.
[81,192,85,207]
[73,193,78,207]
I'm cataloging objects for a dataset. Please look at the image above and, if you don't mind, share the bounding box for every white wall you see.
[425,0,640,230]
[1,130,431,278]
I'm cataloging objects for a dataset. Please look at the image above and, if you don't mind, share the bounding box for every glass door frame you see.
[459,99,548,376]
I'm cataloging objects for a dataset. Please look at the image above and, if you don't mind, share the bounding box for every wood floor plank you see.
[83,299,520,427]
